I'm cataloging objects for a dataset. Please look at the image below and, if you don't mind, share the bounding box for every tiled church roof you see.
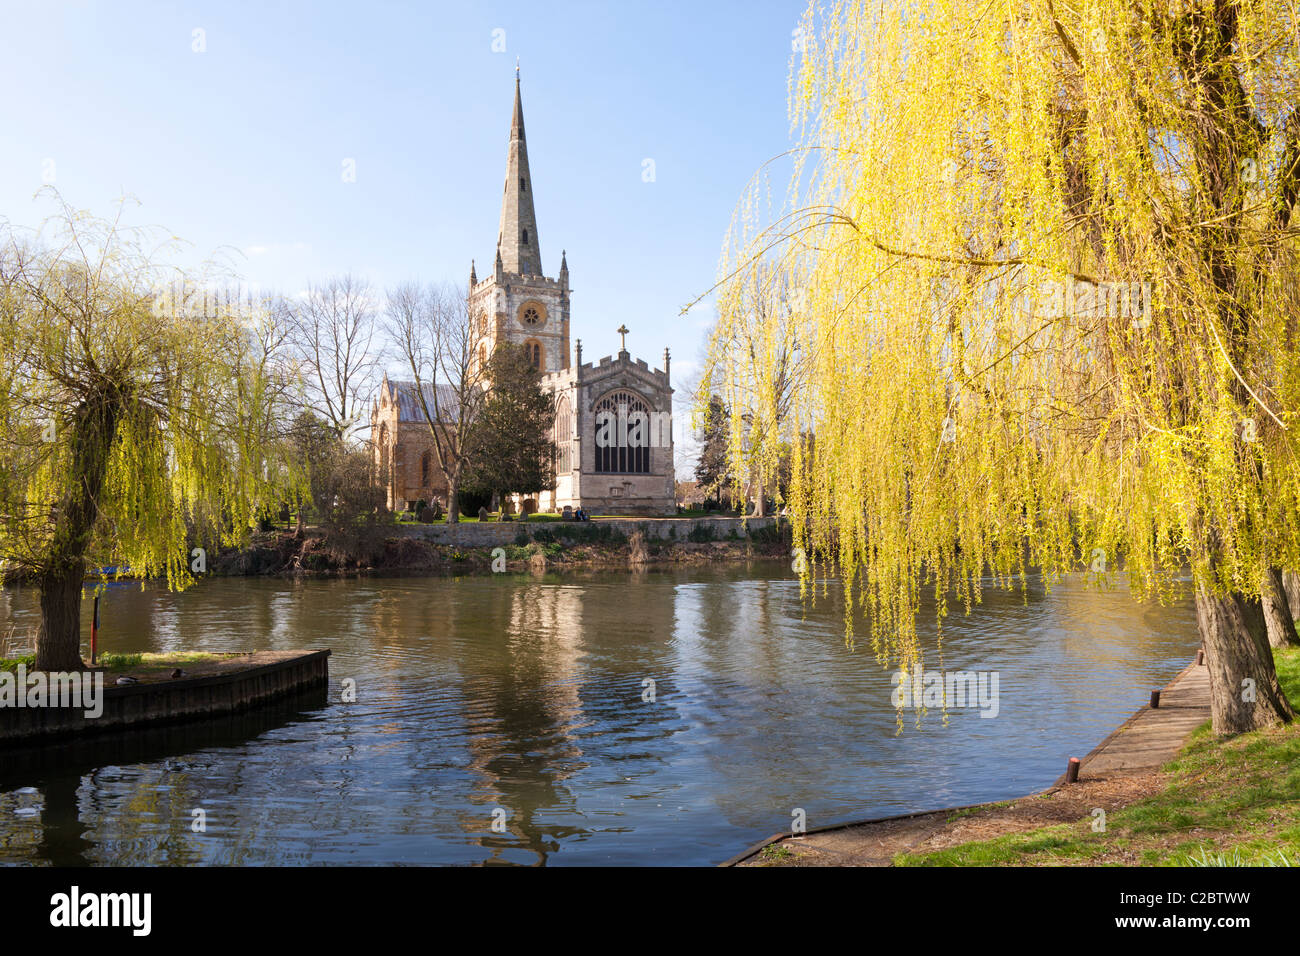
[383,379,460,423]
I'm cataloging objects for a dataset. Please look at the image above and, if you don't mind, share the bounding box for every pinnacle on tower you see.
[496,72,542,275]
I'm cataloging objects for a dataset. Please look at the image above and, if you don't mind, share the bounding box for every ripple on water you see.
[0,566,1199,865]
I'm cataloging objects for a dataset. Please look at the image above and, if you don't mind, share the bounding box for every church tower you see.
[469,70,571,378]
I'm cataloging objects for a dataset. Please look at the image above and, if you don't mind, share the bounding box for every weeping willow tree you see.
[706,0,1300,735]
[698,255,810,518]
[0,199,297,671]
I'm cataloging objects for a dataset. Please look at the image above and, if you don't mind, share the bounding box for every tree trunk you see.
[1195,584,1294,735]
[1262,568,1300,649]
[35,389,120,671]
[751,478,767,518]
[445,474,460,524]
[1283,570,1300,622]
[35,562,87,672]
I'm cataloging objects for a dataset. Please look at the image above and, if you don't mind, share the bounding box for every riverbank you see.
[735,648,1300,866]
[213,516,793,578]
[0,650,330,747]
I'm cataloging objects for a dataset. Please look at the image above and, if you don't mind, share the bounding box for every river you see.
[0,562,1198,865]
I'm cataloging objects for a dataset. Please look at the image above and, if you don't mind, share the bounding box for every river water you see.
[0,562,1198,865]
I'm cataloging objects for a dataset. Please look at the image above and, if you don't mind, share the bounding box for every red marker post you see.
[90,594,100,666]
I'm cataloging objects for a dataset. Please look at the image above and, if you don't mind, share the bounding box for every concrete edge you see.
[0,649,332,748]
[1046,657,1200,788]
[98,649,333,699]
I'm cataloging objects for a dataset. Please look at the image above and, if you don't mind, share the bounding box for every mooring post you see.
[91,594,100,666]
[1196,647,1205,666]
[1150,690,1160,708]
[1065,756,1080,783]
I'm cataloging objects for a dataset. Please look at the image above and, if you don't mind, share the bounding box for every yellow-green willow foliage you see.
[708,0,1300,731]
[699,249,808,516]
[0,200,300,668]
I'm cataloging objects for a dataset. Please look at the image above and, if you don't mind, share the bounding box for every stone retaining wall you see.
[398,516,780,547]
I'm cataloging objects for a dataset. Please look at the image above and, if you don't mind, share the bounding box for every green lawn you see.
[895,648,1300,866]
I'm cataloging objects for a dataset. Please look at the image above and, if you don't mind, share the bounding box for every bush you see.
[748,520,792,545]
[687,523,716,543]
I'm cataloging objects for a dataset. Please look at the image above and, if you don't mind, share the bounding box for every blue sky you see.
[0,0,807,473]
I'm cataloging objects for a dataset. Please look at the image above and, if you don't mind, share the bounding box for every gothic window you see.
[593,390,651,474]
[421,451,432,487]
[554,396,572,475]
[479,343,487,369]
[525,341,542,369]
[521,306,540,326]
[520,177,527,191]
[477,311,487,333]
[522,229,529,244]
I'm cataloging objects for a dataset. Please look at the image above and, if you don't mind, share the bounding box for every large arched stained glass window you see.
[593,390,651,474]
[553,395,572,475]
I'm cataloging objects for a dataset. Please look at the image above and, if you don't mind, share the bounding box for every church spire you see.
[496,70,541,276]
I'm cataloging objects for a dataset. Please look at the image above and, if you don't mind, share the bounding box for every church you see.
[372,73,676,517]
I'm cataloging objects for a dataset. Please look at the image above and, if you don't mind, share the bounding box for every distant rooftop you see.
[381,378,460,423]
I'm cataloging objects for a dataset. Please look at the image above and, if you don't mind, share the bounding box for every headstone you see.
[562,505,573,520]
[478,506,490,522]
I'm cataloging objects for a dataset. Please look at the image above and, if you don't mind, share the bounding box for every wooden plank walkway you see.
[728,657,1211,866]
[1073,661,1209,776]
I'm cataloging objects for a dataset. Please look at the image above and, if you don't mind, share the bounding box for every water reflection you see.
[0,565,1198,865]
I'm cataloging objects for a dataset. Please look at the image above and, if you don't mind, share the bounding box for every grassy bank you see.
[894,648,1300,866]
[1,651,234,679]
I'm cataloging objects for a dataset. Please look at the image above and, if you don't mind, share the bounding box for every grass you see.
[396,512,573,525]
[895,647,1300,866]
[0,655,35,674]
[947,800,1014,823]
[2,650,230,676]
[757,844,796,864]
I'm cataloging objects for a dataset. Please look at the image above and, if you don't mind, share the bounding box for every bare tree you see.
[385,282,488,523]
[702,261,809,517]
[284,274,381,441]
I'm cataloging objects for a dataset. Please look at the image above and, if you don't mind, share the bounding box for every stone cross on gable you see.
[617,324,629,352]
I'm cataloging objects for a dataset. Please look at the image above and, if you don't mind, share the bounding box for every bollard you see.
[1065,757,1080,783]
[90,594,100,666]
[1150,690,1160,708]
[1196,647,1205,666]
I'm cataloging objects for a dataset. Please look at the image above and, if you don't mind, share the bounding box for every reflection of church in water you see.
[376,71,676,517]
